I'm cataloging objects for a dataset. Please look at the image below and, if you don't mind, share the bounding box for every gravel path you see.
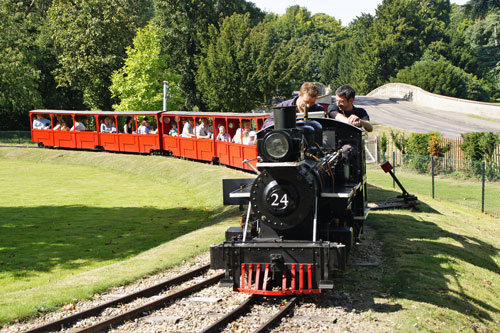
[1,226,393,333]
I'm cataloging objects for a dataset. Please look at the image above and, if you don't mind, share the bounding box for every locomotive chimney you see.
[273,106,296,129]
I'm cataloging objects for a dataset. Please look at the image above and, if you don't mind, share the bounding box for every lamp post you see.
[162,81,168,111]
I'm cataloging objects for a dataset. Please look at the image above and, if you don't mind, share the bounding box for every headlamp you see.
[263,132,290,160]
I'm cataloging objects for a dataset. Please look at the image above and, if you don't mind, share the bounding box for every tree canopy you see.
[1,0,500,130]
[110,24,184,111]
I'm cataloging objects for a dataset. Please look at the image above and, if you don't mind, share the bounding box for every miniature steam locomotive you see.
[210,107,369,295]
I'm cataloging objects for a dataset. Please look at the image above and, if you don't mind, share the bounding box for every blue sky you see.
[250,0,469,26]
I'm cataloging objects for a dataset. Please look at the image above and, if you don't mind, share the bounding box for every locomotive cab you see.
[210,106,368,295]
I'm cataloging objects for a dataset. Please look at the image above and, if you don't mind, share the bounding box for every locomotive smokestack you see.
[273,106,296,129]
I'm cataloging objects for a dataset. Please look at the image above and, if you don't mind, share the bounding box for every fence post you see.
[431,155,435,199]
[482,161,485,213]
[392,151,396,189]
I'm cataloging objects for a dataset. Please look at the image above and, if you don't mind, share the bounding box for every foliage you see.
[460,131,500,162]
[380,133,388,161]
[320,14,372,92]
[428,135,451,157]
[46,0,151,110]
[465,0,500,19]
[196,13,312,112]
[465,10,500,99]
[153,0,264,110]
[271,6,343,82]
[110,24,183,111]
[353,0,450,93]
[391,130,409,154]
[393,57,490,101]
[0,1,43,130]
[403,132,439,173]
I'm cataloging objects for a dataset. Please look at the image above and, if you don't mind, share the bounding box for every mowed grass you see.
[0,147,251,324]
[361,172,500,331]
[367,164,500,217]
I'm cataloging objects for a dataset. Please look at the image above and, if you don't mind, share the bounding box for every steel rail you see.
[254,297,298,333]
[201,294,259,333]
[75,272,225,333]
[26,264,210,333]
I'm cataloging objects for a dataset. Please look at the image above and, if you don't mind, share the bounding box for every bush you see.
[393,57,490,101]
[460,132,500,162]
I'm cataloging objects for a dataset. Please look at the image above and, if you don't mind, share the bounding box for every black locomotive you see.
[210,107,368,295]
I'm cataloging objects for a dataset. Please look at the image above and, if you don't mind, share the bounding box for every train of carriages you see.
[30,107,369,296]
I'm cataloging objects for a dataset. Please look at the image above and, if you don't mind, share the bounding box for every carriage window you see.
[32,114,51,130]
[163,117,178,136]
[52,114,71,131]
[118,116,136,134]
[180,117,195,138]
[195,117,213,139]
[72,115,95,131]
[137,116,158,135]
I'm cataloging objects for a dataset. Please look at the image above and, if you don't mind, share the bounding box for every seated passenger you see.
[53,115,65,130]
[169,121,178,136]
[232,119,252,144]
[181,118,195,137]
[123,116,135,134]
[243,130,257,145]
[196,118,212,139]
[216,125,231,142]
[138,118,157,134]
[70,117,86,131]
[33,114,51,130]
[110,118,117,133]
[100,117,113,133]
[60,122,70,131]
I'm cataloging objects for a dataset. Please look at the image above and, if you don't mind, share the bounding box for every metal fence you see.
[373,152,500,217]
[0,131,33,145]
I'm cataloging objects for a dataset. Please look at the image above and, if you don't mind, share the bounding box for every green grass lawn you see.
[367,164,500,217]
[362,173,500,331]
[1,147,499,331]
[0,147,251,323]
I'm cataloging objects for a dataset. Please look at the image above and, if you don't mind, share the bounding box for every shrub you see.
[380,133,388,161]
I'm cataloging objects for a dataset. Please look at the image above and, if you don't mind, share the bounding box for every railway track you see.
[202,295,298,333]
[26,264,219,333]
[26,264,297,333]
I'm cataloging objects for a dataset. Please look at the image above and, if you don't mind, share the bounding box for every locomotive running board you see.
[222,178,254,205]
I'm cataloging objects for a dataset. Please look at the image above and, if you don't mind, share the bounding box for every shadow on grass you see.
[306,184,500,324]
[369,211,500,323]
[0,205,234,277]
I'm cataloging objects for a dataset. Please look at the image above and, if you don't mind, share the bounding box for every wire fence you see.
[0,131,34,145]
[372,152,500,217]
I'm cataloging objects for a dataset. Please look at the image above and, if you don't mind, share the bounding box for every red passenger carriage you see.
[30,110,269,170]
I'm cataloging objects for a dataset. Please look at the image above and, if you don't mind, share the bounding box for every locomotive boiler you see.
[210,106,369,295]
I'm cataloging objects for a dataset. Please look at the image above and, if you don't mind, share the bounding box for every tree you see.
[465,0,500,19]
[153,0,264,110]
[196,13,312,112]
[271,6,343,82]
[110,24,184,111]
[196,14,259,113]
[0,1,42,130]
[393,56,490,100]
[466,10,500,98]
[46,0,151,110]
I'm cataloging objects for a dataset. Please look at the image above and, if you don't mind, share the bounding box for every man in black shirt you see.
[328,85,373,132]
